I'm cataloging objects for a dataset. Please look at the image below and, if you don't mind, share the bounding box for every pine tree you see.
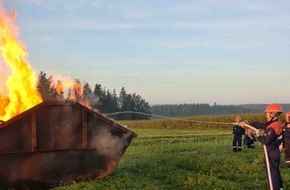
[37,71,51,101]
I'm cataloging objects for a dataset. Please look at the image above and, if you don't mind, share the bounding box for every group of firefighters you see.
[232,103,290,190]
[232,116,256,151]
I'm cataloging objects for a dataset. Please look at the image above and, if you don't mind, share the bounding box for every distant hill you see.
[150,103,290,118]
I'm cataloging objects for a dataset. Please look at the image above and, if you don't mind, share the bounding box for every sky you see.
[3,0,290,105]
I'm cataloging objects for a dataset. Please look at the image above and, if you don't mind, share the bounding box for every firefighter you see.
[253,103,284,190]
[232,115,245,152]
[281,111,290,167]
[243,128,256,148]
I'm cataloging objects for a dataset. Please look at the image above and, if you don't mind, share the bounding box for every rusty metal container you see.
[0,100,137,189]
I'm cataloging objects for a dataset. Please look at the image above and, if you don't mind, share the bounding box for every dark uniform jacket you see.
[282,123,290,166]
[256,120,282,148]
[233,125,245,135]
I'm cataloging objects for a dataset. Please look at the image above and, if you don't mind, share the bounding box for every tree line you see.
[36,71,290,120]
[150,103,290,118]
[37,71,151,120]
[150,103,261,118]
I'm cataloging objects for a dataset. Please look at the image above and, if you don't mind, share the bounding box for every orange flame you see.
[50,75,92,108]
[55,82,63,96]
[0,9,42,121]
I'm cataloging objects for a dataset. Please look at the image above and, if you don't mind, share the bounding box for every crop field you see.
[54,114,290,190]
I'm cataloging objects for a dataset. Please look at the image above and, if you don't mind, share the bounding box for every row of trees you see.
[37,72,290,120]
[37,72,151,120]
[151,103,262,118]
[151,103,290,118]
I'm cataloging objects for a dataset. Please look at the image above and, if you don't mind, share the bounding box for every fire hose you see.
[106,111,274,190]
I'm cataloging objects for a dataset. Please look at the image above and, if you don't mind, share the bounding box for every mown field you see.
[53,113,290,190]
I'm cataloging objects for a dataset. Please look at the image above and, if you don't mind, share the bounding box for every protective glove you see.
[279,144,286,153]
[255,129,260,137]
[238,121,246,127]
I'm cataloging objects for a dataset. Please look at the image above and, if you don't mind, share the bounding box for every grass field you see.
[53,115,290,190]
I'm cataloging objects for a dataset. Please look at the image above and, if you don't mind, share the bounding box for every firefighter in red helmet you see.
[251,103,284,190]
[232,115,245,152]
[281,111,290,167]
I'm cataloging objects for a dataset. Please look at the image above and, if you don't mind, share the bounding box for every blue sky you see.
[4,0,290,105]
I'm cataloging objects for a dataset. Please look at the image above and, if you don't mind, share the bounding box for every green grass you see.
[53,124,290,190]
[132,128,231,139]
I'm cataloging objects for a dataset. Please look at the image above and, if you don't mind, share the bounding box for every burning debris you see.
[0,6,137,189]
[0,7,97,122]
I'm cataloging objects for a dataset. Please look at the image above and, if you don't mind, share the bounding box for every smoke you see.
[47,105,81,149]
[91,126,130,158]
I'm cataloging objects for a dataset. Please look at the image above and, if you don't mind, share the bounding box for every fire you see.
[50,75,92,108]
[0,7,94,122]
[50,74,75,96]
[0,9,42,121]
[55,82,63,95]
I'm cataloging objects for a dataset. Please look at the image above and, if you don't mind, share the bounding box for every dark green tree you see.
[93,83,104,110]
[37,71,51,100]
[111,89,119,113]
[83,82,93,100]
[82,82,94,106]
[37,71,59,101]
[117,88,151,120]
[118,87,127,108]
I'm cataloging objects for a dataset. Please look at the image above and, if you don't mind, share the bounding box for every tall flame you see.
[0,9,42,121]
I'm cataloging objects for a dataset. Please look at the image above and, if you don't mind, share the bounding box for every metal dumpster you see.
[0,100,137,189]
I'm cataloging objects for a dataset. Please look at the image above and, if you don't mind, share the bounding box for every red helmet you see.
[285,112,290,117]
[235,115,241,121]
[264,103,283,113]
